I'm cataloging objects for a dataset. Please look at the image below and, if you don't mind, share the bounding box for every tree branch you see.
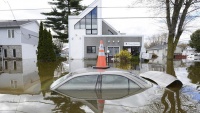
[166,0,172,32]
[171,0,184,34]
[173,0,193,51]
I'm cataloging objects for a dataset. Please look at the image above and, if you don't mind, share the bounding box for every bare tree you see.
[145,33,168,49]
[134,0,200,75]
[177,43,188,50]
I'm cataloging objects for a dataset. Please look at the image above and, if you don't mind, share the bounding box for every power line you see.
[0,7,160,11]
[6,1,16,20]
[0,15,200,21]
[68,16,200,19]
[0,6,199,11]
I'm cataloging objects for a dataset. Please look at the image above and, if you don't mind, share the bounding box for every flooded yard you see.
[0,58,200,113]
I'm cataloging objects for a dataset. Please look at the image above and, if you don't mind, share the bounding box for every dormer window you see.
[74,7,97,35]
[8,29,14,38]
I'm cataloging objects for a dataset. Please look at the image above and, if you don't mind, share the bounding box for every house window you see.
[13,49,16,57]
[10,80,17,89]
[4,49,7,57]
[13,61,17,70]
[87,46,96,53]
[108,47,120,56]
[4,61,8,70]
[74,7,97,35]
[8,29,14,38]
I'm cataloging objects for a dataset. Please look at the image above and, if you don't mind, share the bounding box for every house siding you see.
[22,44,37,59]
[1,45,22,59]
[21,22,39,33]
[21,27,38,45]
[84,36,143,59]
[3,60,23,73]
[0,28,21,45]
[0,21,39,60]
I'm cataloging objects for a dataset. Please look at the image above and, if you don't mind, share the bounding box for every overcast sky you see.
[0,0,199,43]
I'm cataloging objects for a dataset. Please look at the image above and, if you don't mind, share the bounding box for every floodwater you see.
[0,58,200,113]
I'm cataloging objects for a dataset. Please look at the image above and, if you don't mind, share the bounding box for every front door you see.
[107,47,119,61]
[108,47,119,56]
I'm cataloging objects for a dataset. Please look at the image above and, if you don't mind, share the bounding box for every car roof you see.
[50,67,152,91]
[71,67,131,76]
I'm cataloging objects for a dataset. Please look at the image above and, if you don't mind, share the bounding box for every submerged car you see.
[50,67,153,99]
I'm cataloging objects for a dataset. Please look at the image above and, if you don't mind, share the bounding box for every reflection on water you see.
[38,61,61,96]
[187,62,200,84]
[0,59,40,95]
[44,95,85,113]
[0,58,200,112]
[161,85,185,113]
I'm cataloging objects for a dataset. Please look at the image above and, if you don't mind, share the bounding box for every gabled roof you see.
[68,0,101,23]
[0,20,34,28]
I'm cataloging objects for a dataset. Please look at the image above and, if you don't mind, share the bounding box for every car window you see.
[102,74,129,89]
[102,74,140,89]
[129,80,141,89]
[58,75,98,90]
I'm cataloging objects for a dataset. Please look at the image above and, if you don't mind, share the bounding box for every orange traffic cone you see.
[96,40,106,113]
[96,40,108,68]
[97,99,105,113]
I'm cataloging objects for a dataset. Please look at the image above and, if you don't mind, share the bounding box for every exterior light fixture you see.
[108,40,110,43]
[107,50,110,53]
[113,40,115,43]
[118,40,120,43]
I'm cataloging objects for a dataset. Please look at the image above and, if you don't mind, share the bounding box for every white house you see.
[68,0,145,60]
[182,46,200,60]
[182,46,196,56]
[147,43,182,59]
[0,20,39,60]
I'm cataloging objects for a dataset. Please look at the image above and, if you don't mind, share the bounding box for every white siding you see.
[21,44,37,59]
[147,49,165,58]
[21,22,39,33]
[0,28,21,45]
[69,29,85,59]
[68,0,102,59]
[174,47,182,54]
[69,60,84,72]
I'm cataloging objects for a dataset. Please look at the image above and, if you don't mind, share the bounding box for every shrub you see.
[131,55,140,62]
[115,50,132,62]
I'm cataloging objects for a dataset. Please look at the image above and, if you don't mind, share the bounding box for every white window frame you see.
[8,29,15,38]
